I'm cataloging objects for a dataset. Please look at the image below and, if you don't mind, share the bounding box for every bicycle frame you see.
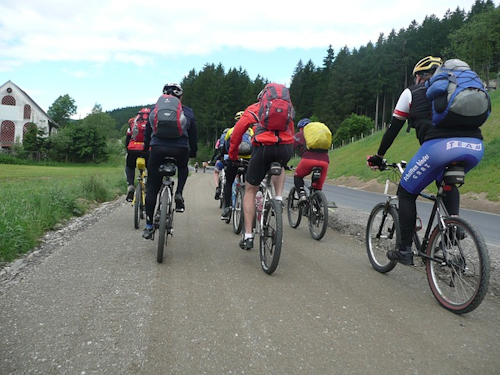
[380,162,451,263]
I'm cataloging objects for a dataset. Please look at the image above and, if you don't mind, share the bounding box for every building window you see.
[24,104,32,119]
[1,95,16,106]
[23,122,36,138]
[0,120,16,145]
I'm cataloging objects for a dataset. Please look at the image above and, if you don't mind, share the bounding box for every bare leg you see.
[271,168,286,198]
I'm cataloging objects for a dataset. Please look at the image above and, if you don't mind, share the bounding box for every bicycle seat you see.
[443,162,465,186]
[136,157,146,170]
[158,157,177,177]
[269,162,282,176]
[311,167,322,183]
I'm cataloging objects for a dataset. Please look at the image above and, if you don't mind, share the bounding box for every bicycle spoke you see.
[426,217,490,314]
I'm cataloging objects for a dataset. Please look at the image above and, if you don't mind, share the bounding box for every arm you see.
[185,107,198,158]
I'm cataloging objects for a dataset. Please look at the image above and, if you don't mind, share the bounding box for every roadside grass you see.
[0,165,125,263]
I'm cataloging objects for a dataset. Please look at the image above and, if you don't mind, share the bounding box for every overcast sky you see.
[0,0,486,119]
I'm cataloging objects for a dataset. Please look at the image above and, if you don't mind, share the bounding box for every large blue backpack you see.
[426,59,491,128]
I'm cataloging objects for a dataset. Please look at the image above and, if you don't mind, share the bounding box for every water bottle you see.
[256,191,263,222]
[232,178,237,207]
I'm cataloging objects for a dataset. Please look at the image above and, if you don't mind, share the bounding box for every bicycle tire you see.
[232,186,244,234]
[426,216,490,314]
[308,191,329,240]
[366,203,399,273]
[157,188,170,263]
[260,199,283,275]
[287,186,302,228]
[133,181,142,229]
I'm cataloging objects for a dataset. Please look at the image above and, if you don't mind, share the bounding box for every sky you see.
[0,0,487,120]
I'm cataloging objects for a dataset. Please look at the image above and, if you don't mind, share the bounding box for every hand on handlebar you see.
[367,155,386,170]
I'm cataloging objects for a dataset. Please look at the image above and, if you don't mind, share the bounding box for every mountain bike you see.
[132,157,147,230]
[366,160,490,314]
[286,167,329,240]
[152,157,177,264]
[245,162,283,275]
[230,159,250,232]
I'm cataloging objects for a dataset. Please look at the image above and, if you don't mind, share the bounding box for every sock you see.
[244,232,254,239]
[275,196,282,201]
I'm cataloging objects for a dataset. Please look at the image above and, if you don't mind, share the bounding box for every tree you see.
[333,114,375,146]
[22,123,46,151]
[48,94,77,127]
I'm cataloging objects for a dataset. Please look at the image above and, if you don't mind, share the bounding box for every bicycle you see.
[366,160,490,314]
[149,157,177,264]
[132,157,147,230]
[229,159,250,232]
[244,162,283,275]
[286,167,329,240]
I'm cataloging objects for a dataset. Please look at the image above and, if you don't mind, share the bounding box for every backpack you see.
[218,128,230,154]
[426,59,491,128]
[225,130,253,156]
[303,122,332,151]
[131,109,150,142]
[257,83,295,131]
[151,95,187,138]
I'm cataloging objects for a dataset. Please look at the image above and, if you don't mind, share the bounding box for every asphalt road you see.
[283,178,500,250]
[1,172,499,374]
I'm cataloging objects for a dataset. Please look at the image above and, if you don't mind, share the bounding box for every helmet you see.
[412,56,443,76]
[297,118,311,129]
[163,83,183,98]
[234,111,244,121]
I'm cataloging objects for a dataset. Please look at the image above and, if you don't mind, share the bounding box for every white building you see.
[0,80,58,149]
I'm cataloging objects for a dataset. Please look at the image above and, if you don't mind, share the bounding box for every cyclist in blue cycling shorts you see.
[368,56,484,266]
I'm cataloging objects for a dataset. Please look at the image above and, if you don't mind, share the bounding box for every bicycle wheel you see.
[308,191,329,240]
[157,188,170,263]
[426,216,490,314]
[366,203,399,273]
[232,185,244,234]
[260,199,283,275]
[133,181,142,229]
[287,186,302,228]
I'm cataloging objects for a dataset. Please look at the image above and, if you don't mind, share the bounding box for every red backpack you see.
[151,95,187,138]
[257,83,295,131]
[131,108,150,142]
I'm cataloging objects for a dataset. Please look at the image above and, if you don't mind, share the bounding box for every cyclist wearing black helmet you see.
[368,56,484,266]
[142,83,198,239]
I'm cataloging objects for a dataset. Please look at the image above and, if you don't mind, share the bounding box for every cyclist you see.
[125,109,151,201]
[211,136,225,200]
[220,111,254,220]
[292,118,330,204]
[194,161,199,173]
[228,85,294,250]
[142,83,198,239]
[367,56,484,265]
